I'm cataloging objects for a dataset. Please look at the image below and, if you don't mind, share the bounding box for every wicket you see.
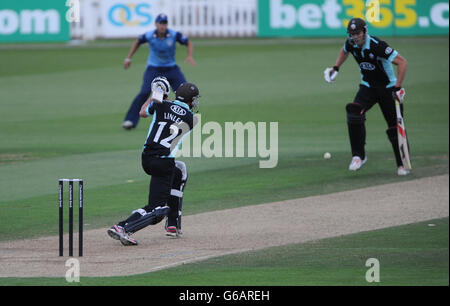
[59,179,84,257]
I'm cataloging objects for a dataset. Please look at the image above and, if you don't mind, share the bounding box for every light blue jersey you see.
[138,28,189,67]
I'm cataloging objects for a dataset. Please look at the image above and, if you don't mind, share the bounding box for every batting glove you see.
[151,85,164,103]
[151,81,165,93]
[324,66,339,83]
[394,87,406,103]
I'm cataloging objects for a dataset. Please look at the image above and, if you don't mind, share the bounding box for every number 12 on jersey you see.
[153,122,180,148]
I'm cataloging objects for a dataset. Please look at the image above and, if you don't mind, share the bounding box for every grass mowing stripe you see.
[0,153,447,242]
[1,37,448,51]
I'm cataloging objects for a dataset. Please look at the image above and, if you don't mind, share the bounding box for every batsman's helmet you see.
[347,18,368,35]
[176,82,200,112]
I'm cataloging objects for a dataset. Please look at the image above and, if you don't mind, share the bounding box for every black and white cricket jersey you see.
[143,100,194,158]
[344,35,399,88]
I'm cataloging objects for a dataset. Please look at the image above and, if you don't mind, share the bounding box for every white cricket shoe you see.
[108,225,138,245]
[122,120,134,130]
[120,233,138,246]
[397,166,410,176]
[348,156,367,171]
[107,225,125,240]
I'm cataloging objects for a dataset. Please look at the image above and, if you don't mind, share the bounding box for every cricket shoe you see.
[120,232,138,246]
[166,226,182,238]
[107,225,125,240]
[122,120,135,130]
[348,156,367,171]
[397,166,410,176]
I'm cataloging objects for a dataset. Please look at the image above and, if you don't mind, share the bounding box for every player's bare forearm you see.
[127,39,141,59]
[334,48,349,69]
[393,54,408,88]
[187,41,194,57]
[124,40,141,69]
[139,98,152,118]
[184,41,196,66]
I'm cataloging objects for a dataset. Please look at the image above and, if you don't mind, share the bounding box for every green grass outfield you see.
[0,37,448,285]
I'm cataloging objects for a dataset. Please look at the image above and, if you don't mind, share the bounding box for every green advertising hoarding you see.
[258,0,449,37]
[0,0,71,42]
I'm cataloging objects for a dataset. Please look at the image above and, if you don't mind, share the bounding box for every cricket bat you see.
[395,100,412,170]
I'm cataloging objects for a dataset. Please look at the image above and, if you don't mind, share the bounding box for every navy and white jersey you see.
[138,29,189,67]
[344,35,398,88]
[143,100,194,158]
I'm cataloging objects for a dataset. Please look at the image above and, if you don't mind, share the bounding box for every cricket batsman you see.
[108,77,201,245]
[324,18,410,176]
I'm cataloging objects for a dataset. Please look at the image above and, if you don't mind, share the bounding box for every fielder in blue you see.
[122,13,196,130]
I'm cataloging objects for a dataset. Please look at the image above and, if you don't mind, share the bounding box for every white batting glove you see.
[151,85,164,103]
[324,67,339,83]
[151,81,164,93]
[394,87,406,103]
